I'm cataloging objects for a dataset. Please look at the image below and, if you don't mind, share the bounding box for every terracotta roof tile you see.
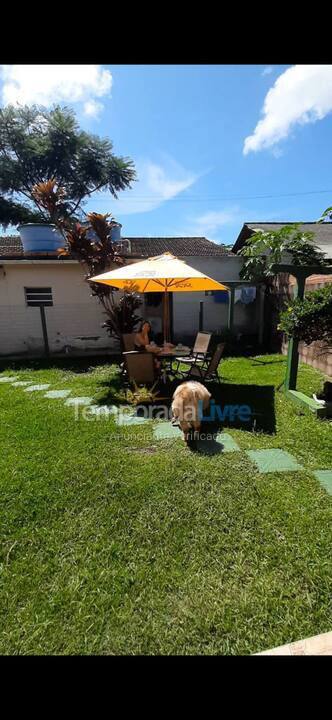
[0,235,230,259]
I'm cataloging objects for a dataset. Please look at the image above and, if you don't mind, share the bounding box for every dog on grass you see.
[171,381,211,443]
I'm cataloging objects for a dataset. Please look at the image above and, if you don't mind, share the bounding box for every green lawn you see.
[0,354,331,655]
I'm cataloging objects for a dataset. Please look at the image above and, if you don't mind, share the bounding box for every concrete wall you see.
[0,262,117,357]
[171,255,260,344]
[0,253,259,358]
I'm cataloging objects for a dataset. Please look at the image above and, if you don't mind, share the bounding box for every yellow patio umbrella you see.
[89,252,228,343]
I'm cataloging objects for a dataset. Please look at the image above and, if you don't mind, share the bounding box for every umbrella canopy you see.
[89,252,229,293]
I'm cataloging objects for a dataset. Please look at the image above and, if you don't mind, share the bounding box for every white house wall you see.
[0,263,117,357]
[171,255,259,342]
[0,253,259,358]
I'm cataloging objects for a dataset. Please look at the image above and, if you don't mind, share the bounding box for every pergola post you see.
[271,263,332,418]
[284,275,305,390]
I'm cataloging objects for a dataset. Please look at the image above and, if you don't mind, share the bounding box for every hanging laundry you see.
[240,287,256,304]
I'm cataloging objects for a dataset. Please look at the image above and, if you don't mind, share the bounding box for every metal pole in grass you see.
[39,305,50,359]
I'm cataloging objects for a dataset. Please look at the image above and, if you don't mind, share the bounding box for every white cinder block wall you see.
[0,254,258,358]
[0,262,117,357]
[172,255,259,342]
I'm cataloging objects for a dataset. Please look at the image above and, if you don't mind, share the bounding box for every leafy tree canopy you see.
[319,206,332,222]
[278,282,332,347]
[0,104,136,227]
[239,224,330,282]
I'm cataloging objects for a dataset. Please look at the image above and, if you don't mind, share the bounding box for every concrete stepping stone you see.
[0,376,19,383]
[216,433,241,452]
[246,449,302,474]
[24,384,51,392]
[190,432,241,455]
[115,414,151,425]
[314,470,332,495]
[153,422,181,440]
[44,389,71,399]
[12,381,33,387]
[255,629,332,655]
[88,404,118,416]
[65,396,93,407]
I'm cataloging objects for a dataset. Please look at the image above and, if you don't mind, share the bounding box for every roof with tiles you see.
[0,235,231,259]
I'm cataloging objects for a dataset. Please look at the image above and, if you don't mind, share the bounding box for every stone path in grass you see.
[246,449,302,473]
[255,629,332,656]
[1,373,332,494]
[44,390,71,399]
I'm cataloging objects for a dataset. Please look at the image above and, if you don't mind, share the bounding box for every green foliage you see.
[0,104,136,227]
[279,283,332,346]
[240,224,330,282]
[102,288,142,336]
[319,206,332,222]
[0,195,42,225]
[62,213,142,339]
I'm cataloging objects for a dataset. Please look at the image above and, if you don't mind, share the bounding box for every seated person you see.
[134,321,175,369]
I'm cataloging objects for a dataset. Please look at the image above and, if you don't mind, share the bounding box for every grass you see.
[0,354,332,655]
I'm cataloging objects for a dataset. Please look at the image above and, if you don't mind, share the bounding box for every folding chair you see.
[172,331,212,375]
[177,343,225,384]
[123,351,157,387]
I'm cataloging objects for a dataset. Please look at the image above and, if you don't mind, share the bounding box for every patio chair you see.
[122,333,136,352]
[172,331,212,376]
[123,351,157,386]
[119,334,138,377]
[177,343,225,383]
[187,331,212,360]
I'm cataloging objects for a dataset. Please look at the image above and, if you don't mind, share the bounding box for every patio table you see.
[158,347,191,383]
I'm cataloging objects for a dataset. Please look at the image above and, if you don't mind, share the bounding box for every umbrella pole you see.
[163,289,170,344]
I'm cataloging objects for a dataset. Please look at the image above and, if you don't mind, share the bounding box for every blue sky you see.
[1,64,332,245]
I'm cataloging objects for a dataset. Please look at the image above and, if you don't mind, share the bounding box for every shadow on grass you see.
[184,381,276,454]
[186,434,225,455]
[0,355,120,374]
[103,377,276,439]
[250,357,287,367]
[211,382,276,434]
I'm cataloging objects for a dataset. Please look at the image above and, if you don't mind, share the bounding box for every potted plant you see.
[18,180,68,254]
[0,104,135,251]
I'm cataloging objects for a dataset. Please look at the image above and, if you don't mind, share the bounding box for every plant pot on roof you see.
[19,222,66,256]
[18,180,67,256]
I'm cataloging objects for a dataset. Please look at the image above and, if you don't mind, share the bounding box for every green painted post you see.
[284,275,305,391]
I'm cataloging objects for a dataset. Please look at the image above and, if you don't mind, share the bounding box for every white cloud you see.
[88,158,198,216]
[0,65,112,116]
[262,66,273,76]
[188,209,238,236]
[244,64,332,155]
[271,146,284,159]
[173,208,238,241]
[83,99,104,118]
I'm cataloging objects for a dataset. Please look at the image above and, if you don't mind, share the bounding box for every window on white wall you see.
[25,287,53,307]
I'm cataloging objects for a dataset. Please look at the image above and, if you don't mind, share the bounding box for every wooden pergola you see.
[272,263,332,418]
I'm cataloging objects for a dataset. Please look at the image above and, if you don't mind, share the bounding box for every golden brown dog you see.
[171,381,211,442]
